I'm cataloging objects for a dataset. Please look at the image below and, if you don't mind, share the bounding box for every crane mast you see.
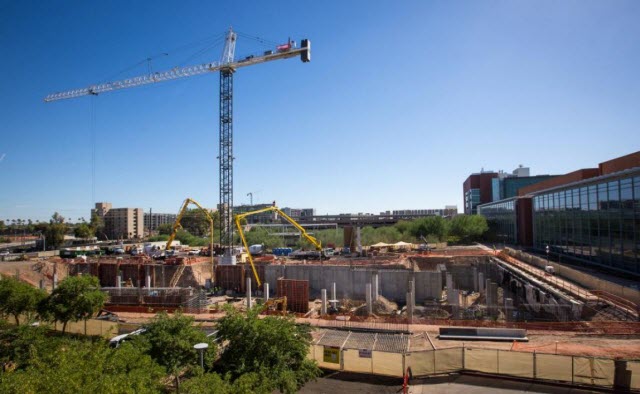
[44,28,311,265]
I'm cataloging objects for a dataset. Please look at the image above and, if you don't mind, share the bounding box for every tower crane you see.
[44,28,311,264]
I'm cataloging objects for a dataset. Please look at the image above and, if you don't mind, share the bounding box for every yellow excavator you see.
[164,198,215,286]
[234,205,322,287]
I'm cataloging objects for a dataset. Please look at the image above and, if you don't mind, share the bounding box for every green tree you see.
[182,371,231,394]
[448,214,489,243]
[38,275,106,333]
[0,331,165,394]
[0,277,46,325]
[89,211,105,240]
[74,223,94,240]
[133,311,217,392]
[407,216,448,242]
[216,305,320,393]
[44,212,67,249]
[241,227,284,250]
[158,223,173,235]
[0,324,57,369]
[181,209,212,237]
[310,228,342,248]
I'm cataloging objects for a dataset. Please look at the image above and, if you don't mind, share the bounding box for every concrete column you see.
[372,272,379,301]
[53,274,58,290]
[446,273,453,290]
[487,280,498,317]
[539,291,547,307]
[146,275,151,289]
[246,277,252,309]
[411,279,416,302]
[39,279,45,290]
[321,289,327,315]
[331,282,337,301]
[473,267,479,292]
[117,275,122,288]
[478,272,485,292]
[264,283,270,302]
[407,291,414,322]
[448,289,460,306]
[504,298,514,321]
[366,283,372,315]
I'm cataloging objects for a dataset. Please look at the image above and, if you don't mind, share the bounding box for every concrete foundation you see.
[366,283,372,315]
[372,272,379,301]
[265,265,441,303]
[321,289,327,315]
[246,277,252,309]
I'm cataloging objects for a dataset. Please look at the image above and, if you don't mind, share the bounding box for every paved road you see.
[299,372,601,394]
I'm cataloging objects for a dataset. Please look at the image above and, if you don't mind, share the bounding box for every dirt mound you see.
[373,296,398,315]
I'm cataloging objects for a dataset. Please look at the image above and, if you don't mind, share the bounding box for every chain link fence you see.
[309,330,639,391]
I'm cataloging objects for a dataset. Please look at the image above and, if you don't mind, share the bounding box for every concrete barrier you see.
[439,327,528,341]
[505,248,640,305]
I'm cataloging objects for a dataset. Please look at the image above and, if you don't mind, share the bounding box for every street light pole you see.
[194,343,209,370]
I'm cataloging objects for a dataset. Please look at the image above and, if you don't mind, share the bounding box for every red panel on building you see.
[276,278,309,313]
[463,172,498,214]
[518,169,599,196]
[598,151,640,175]
[516,197,533,247]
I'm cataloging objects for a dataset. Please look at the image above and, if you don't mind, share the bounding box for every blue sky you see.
[1,1,639,222]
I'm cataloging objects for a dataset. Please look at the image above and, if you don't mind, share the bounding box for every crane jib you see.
[43,41,310,102]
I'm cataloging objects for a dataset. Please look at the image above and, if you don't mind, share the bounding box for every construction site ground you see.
[2,246,639,359]
[300,372,602,394]
[108,310,640,358]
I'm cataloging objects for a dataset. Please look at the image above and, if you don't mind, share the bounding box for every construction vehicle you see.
[262,296,287,315]
[166,198,214,252]
[164,198,216,286]
[234,205,323,286]
[44,28,311,263]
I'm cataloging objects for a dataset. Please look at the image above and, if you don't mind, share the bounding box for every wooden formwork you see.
[216,265,245,292]
[215,264,266,292]
[277,278,309,313]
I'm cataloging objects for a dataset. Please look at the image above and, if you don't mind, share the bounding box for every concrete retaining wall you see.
[264,265,443,304]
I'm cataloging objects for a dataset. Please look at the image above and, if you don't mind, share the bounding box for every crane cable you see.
[90,95,96,205]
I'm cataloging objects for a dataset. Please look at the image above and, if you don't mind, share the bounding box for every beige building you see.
[93,202,143,240]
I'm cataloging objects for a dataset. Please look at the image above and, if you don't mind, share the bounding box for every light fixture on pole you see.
[193,343,209,369]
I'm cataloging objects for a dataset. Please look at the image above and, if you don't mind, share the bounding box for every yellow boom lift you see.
[165,198,215,285]
[234,205,322,287]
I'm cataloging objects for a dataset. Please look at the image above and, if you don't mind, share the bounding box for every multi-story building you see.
[92,202,144,240]
[282,207,315,218]
[478,151,640,277]
[388,206,458,217]
[144,212,177,231]
[232,203,316,224]
[491,166,557,202]
[463,171,498,214]
[233,203,277,224]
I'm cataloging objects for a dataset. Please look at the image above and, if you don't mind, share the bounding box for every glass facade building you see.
[464,189,481,215]
[478,198,517,244]
[532,169,640,275]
